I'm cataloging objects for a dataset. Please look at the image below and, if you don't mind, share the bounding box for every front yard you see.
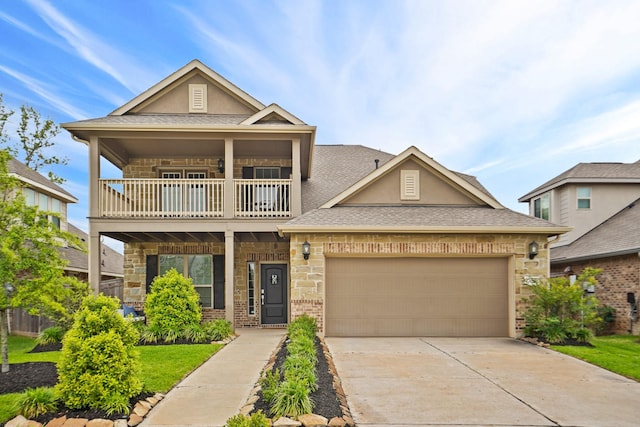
[0,335,222,423]
[552,335,640,381]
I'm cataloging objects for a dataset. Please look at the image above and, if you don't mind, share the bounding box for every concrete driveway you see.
[325,337,640,427]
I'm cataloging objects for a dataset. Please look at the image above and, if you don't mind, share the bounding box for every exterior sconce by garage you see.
[528,241,539,260]
[217,158,225,173]
[302,241,311,260]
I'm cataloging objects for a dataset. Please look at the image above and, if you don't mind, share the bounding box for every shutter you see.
[281,167,292,213]
[401,170,420,201]
[213,255,225,309]
[189,84,207,112]
[146,255,158,295]
[281,167,292,179]
[242,167,254,179]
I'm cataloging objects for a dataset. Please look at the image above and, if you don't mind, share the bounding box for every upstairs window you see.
[533,194,550,220]
[577,187,591,209]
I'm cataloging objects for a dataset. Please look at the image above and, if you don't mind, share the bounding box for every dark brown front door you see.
[261,264,288,324]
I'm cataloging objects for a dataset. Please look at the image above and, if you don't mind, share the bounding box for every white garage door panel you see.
[325,257,508,337]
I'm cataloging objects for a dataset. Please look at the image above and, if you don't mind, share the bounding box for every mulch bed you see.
[252,336,343,419]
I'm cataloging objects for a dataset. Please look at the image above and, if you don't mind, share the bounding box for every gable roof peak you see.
[240,103,306,125]
[110,59,266,116]
[320,145,503,209]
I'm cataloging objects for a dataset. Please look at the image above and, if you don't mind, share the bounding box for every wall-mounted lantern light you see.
[302,241,311,260]
[217,158,225,174]
[528,241,539,260]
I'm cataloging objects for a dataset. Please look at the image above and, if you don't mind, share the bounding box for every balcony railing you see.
[234,179,291,218]
[99,178,291,218]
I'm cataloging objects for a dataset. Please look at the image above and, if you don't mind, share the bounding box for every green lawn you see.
[552,335,640,381]
[0,335,222,423]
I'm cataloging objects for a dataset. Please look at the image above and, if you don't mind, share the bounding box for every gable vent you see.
[189,84,207,113]
[401,170,420,200]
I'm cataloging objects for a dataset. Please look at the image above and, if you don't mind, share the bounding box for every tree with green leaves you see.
[0,94,68,184]
[0,149,87,372]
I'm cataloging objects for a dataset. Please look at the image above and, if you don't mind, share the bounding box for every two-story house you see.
[63,60,568,337]
[7,157,123,335]
[519,162,640,333]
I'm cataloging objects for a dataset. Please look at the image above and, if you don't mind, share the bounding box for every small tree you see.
[524,267,602,343]
[145,268,202,341]
[56,294,142,414]
[0,149,87,372]
[0,94,68,184]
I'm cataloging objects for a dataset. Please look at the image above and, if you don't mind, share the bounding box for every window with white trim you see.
[22,188,63,228]
[577,187,591,209]
[533,193,550,220]
[159,254,213,307]
[247,262,256,315]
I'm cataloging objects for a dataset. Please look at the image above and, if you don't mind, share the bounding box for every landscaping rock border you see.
[242,335,355,427]
[4,393,165,427]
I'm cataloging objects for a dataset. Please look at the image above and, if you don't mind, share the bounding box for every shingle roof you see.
[67,114,252,126]
[285,205,565,231]
[519,161,640,201]
[551,197,640,263]
[302,145,396,211]
[61,223,123,276]
[8,158,76,201]
[301,145,497,213]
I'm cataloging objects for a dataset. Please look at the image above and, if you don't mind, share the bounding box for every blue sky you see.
[2,0,640,252]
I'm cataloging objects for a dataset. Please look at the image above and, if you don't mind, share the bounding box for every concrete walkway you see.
[141,328,284,427]
[326,337,640,427]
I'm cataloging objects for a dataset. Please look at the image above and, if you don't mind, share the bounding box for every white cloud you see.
[25,0,159,96]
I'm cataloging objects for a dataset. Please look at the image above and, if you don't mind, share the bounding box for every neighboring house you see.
[7,158,124,335]
[520,162,640,334]
[62,59,568,338]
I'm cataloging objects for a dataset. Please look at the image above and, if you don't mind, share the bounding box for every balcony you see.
[99,178,292,218]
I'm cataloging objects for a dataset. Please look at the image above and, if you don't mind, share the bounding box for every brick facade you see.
[288,232,550,336]
[552,254,640,334]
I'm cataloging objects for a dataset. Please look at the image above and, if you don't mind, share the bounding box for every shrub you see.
[183,323,209,343]
[145,269,202,341]
[18,387,58,418]
[287,314,317,337]
[225,411,270,427]
[270,378,313,418]
[206,319,234,341]
[36,326,65,345]
[524,267,602,343]
[259,368,281,404]
[56,294,142,414]
[595,305,616,335]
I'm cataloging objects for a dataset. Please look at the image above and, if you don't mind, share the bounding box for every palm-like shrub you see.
[18,387,59,418]
[56,294,142,414]
[145,268,202,341]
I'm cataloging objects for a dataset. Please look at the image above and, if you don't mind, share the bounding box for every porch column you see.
[291,138,302,217]
[224,138,234,218]
[224,230,235,325]
[88,136,101,294]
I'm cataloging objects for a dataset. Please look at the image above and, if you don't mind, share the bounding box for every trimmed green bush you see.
[56,294,142,414]
[18,387,58,418]
[524,267,602,343]
[145,269,202,341]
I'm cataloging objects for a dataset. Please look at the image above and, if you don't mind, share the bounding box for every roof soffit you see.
[110,59,265,116]
[320,146,504,209]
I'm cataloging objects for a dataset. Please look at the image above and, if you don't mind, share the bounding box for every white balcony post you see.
[224,230,234,325]
[88,136,101,293]
[291,138,302,217]
[224,138,234,218]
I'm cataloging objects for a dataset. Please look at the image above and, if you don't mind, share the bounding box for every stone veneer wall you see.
[552,254,640,334]
[233,241,290,327]
[123,240,290,324]
[288,233,551,336]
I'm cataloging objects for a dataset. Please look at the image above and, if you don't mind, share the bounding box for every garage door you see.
[325,257,508,337]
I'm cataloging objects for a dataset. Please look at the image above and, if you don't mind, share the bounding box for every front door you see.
[261,264,288,324]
